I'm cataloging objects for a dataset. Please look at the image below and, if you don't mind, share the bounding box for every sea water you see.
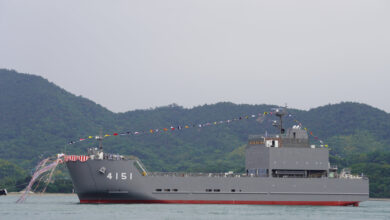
[1,195,389,220]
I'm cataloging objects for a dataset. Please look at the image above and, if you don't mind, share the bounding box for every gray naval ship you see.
[66,109,369,206]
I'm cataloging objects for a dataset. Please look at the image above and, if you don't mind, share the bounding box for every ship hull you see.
[79,199,359,206]
[66,160,369,206]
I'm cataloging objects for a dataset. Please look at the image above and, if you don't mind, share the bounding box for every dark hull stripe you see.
[80,199,360,206]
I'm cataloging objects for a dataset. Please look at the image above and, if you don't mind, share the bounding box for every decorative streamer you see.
[67,112,270,145]
[16,155,64,203]
[66,110,329,148]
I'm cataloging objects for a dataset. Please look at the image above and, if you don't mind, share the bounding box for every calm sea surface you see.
[1,195,389,220]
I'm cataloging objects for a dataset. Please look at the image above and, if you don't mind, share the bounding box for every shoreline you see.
[369,198,390,201]
[8,192,77,196]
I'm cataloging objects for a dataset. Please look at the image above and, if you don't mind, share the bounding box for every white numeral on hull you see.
[107,172,133,181]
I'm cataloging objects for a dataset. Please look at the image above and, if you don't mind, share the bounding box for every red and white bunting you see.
[64,155,89,162]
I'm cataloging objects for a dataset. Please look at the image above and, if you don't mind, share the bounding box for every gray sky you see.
[1,0,389,113]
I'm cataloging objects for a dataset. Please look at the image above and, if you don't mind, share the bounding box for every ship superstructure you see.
[66,108,369,206]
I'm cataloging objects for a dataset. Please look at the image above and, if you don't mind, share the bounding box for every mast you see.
[97,130,103,151]
[273,107,287,135]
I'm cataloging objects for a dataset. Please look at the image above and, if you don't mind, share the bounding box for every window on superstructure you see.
[213,189,220,192]
[231,189,236,192]
[205,189,212,192]
[156,189,162,192]
[249,140,264,145]
[164,189,170,192]
[173,189,178,192]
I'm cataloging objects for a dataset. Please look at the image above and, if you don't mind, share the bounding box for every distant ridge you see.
[0,68,389,197]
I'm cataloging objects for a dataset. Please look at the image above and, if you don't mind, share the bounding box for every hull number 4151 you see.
[106,172,132,180]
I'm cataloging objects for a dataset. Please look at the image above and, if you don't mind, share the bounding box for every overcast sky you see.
[0,0,389,113]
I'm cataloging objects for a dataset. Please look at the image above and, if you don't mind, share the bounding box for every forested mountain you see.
[0,69,389,197]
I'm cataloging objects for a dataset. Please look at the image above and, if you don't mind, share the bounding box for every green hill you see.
[0,69,389,197]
